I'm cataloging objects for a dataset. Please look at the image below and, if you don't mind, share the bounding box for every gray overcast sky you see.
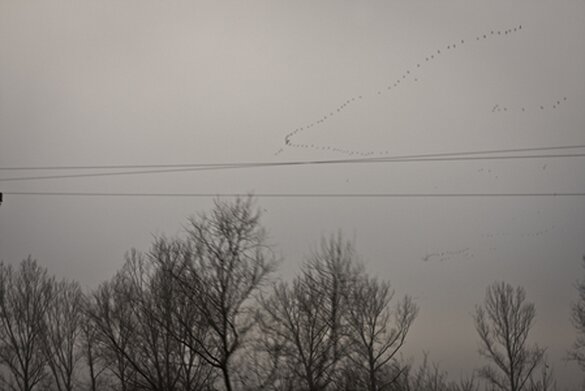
[1,0,584,387]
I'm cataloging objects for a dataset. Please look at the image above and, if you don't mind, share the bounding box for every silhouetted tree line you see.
[0,197,581,390]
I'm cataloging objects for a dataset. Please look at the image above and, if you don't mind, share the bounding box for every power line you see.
[0,165,242,183]
[1,143,584,171]
[4,191,585,198]
[1,153,584,183]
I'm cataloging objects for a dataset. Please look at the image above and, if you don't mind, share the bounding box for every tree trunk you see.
[221,365,233,391]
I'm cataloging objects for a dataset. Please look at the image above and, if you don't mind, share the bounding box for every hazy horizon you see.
[1,1,584,388]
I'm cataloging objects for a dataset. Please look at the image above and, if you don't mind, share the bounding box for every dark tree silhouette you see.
[569,255,585,371]
[88,271,139,391]
[0,257,53,391]
[80,297,108,391]
[474,282,544,391]
[259,234,419,391]
[148,238,217,391]
[172,196,277,391]
[42,279,84,391]
[392,353,480,391]
[527,358,555,391]
[260,278,336,390]
[88,241,216,391]
[259,235,358,391]
[3,199,562,391]
[345,274,418,391]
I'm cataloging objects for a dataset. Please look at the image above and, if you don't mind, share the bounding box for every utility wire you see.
[1,153,584,183]
[1,143,584,171]
[4,191,585,198]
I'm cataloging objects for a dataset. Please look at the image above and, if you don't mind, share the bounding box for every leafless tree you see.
[344,274,418,391]
[86,197,273,391]
[451,375,480,391]
[80,300,108,391]
[474,282,545,391]
[527,359,556,391]
[305,235,358,365]
[392,353,450,391]
[260,278,335,390]
[172,196,276,391]
[88,271,139,391]
[259,234,360,390]
[42,279,84,391]
[569,256,585,370]
[144,237,217,391]
[0,257,54,391]
[228,332,285,391]
[390,353,479,391]
[88,241,216,391]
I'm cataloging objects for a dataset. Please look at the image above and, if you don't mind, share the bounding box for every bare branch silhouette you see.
[474,282,545,391]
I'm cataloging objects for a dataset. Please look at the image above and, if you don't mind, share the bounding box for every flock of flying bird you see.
[274,23,565,158]
[272,24,571,262]
[481,225,556,240]
[421,222,556,262]
[422,248,471,262]
[491,96,568,114]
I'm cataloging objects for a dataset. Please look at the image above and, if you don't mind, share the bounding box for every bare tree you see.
[42,279,84,391]
[260,278,335,391]
[569,255,585,370]
[305,234,357,366]
[259,234,359,390]
[172,196,276,391]
[527,359,556,391]
[391,353,450,391]
[88,241,216,391]
[0,257,54,391]
[451,375,480,391]
[87,197,273,391]
[474,282,545,391]
[88,273,139,391]
[345,274,418,391]
[390,353,479,391]
[229,327,286,391]
[80,301,108,391]
[142,237,216,391]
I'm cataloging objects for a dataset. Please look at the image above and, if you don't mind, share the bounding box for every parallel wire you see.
[1,151,584,183]
[1,144,584,171]
[4,191,585,198]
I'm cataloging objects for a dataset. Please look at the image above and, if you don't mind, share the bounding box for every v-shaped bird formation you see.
[275,24,568,158]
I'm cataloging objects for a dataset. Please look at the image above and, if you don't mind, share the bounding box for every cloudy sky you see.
[1,0,584,387]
